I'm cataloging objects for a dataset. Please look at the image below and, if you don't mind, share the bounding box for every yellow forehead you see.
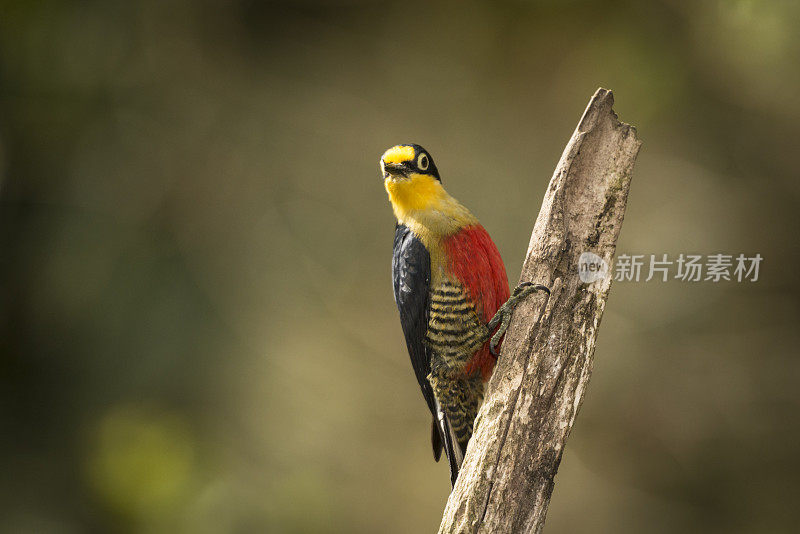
[381,145,415,165]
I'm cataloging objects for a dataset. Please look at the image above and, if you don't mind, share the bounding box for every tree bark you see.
[438,88,641,533]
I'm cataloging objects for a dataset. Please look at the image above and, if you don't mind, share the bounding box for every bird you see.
[382,143,548,486]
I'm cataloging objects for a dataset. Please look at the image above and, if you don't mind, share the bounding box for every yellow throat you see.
[384,174,446,221]
[384,173,477,251]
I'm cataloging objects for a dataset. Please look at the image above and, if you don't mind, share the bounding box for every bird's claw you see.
[488,282,550,357]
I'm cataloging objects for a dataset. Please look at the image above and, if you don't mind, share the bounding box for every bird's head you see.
[380,144,440,183]
[381,144,444,216]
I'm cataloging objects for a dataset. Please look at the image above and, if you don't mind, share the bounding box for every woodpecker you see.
[383,144,548,485]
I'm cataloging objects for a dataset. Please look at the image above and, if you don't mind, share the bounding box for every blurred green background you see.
[1,0,799,532]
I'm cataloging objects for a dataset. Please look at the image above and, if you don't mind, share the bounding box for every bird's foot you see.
[488,282,550,357]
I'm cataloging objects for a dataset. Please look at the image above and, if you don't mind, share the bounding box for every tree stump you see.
[439,88,641,534]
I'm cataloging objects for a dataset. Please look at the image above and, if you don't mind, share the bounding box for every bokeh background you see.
[2,0,799,532]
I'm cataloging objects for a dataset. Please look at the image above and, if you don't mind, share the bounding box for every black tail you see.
[432,404,464,487]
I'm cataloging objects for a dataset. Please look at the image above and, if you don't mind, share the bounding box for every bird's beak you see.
[383,162,409,179]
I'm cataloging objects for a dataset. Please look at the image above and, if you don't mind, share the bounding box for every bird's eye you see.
[417,153,429,171]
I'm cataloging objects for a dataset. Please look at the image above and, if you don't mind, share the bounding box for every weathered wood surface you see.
[439,88,641,534]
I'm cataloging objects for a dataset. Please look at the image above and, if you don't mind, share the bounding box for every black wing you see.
[392,224,460,485]
[392,224,435,415]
